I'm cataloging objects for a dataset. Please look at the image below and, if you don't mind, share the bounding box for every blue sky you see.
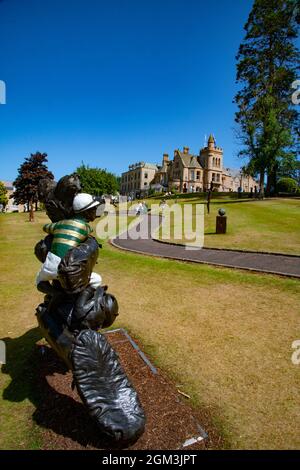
[0,0,254,181]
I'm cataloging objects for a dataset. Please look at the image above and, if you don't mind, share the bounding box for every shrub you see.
[277,177,298,193]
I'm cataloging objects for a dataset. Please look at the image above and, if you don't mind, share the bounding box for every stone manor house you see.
[120,135,257,197]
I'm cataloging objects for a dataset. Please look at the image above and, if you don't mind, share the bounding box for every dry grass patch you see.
[100,247,300,449]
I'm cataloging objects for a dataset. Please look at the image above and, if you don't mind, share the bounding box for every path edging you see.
[109,239,300,279]
[151,236,300,258]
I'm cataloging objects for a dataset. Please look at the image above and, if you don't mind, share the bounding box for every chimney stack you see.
[163,153,169,164]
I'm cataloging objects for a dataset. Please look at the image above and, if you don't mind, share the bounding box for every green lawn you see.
[1,212,300,449]
[151,198,300,254]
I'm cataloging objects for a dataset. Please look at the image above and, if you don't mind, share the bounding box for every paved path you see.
[112,214,300,278]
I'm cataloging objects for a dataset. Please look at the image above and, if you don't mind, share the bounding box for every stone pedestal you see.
[216,215,227,234]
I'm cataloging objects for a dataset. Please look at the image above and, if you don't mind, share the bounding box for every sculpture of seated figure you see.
[35,174,146,445]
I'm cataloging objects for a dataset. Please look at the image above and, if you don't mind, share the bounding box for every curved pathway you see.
[111,214,300,278]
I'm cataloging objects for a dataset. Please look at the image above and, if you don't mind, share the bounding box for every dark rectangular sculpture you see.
[216,215,227,234]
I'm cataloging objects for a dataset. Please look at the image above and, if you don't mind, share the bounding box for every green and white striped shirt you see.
[43,217,93,258]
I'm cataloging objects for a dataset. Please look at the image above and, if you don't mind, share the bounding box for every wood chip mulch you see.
[34,329,222,450]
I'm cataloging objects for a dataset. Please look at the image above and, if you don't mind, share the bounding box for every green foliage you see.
[277,176,298,192]
[13,152,54,205]
[278,157,300,183]
[234,0,300,194]
[147,187,156,197]
[0,181,8,207]
[76,163,120,196]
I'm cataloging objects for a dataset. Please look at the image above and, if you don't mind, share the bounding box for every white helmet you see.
[73,193,100,213]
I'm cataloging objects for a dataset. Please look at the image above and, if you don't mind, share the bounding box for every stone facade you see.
[120,162,158,197]
[221,168,258,193]
[121,135,258,196]
[199,135,224,191]
[152,135,258,193]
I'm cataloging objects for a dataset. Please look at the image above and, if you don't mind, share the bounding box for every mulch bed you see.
[34,329,222,450]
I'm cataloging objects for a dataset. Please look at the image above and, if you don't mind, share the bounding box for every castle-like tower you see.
[199,134,223,190]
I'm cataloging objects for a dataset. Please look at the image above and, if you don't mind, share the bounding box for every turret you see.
[208,134,215,149]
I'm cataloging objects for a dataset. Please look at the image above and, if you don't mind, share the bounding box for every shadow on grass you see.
[1,328,129,449]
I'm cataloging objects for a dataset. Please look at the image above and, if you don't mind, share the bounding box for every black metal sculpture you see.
[34,174,145,445]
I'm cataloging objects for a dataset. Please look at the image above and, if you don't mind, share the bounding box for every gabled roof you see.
[190,156,202,168]
[177,151,202,169]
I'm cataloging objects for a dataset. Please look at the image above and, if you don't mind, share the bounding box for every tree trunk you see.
[259,170,265,199]
[29,200,34,222]
[266,165,278,196]
[266,173,271,195]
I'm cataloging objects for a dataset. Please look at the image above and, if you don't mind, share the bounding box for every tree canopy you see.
[0,181,8,208]
[13,152,54,221]
[277,176,298,192]
[76,163,120,196]
[234,0,299,195]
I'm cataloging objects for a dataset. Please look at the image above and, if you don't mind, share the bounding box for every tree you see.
[0,181,8,210]
[277,176,298,192]
[13,152,54,221]
[277,156,300,182]
[234,0,299,196]
[76,163,120,196]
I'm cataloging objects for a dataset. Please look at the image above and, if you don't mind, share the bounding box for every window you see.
[196,171,200,180]
[212,173,215,182]
[144,172,148,179]
[191,170,195,180]
[144,182,147,186]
